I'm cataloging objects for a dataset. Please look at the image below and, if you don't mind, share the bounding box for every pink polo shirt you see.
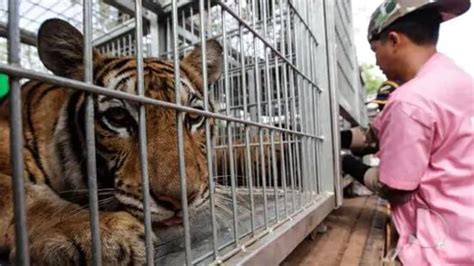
[373,53,474,265]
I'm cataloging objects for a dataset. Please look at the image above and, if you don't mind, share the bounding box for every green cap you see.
[368,0,471,41]
[0,73,9,98]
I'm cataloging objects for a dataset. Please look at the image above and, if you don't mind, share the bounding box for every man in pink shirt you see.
[342,0,473,264]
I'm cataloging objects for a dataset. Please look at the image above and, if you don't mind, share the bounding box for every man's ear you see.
[37,18,101,78]
[181,40,223,85]
[387,31,402,48]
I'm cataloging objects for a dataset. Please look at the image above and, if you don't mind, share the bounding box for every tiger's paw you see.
[10,211,153,266]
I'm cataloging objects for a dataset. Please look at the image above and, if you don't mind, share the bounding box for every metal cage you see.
[0,0,365,265]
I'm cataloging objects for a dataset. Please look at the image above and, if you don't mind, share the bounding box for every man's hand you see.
[342,155,415,205]
[340,127,369,150]
[350,127,369,150]
[340,127,378,156]
[379,186,414,205]
[341,154,370,185]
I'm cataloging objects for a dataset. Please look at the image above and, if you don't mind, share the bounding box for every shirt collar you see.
[416,52,447,77]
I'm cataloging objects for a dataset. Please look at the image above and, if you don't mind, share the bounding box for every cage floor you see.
[282,196,389,266]
[156,186,310,265]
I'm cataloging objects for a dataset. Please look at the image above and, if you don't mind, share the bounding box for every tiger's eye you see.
[187,112,201,120]
[103,107,130,127]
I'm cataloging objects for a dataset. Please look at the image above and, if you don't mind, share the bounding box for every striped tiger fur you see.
[0,18,222,265]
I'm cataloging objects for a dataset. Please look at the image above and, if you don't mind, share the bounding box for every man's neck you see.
[399,45,437,83]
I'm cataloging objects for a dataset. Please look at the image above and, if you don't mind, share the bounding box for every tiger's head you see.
[37,19,222,225]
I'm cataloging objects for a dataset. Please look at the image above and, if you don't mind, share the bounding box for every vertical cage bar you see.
[199,0,219,259]
[259,51,269,227]
[238,0,256,235]
[252,0,269,228]
[311,0,324,195]
[123,36,127,55]
[128,34,133,56]
[166,18,171,58]
[306,4,314,197]
[304,34,313,205]
[270,130,279,220]
[207,0,212,37]
[325,0,343,207]
[301,2,314,199]
[8,0,30,264]
[304,0,316,199]
[300,1,310,199]
[286,0,302,210]
[172,1,193,264]
[149,13,160,57]
[315,90,322,194]
[221,7,240,246]
[310,1,319,198]
[124,35,128,56]
[83,0,102,265]
[292,3,304,204]
[112,41,116,56]
[262,0,279,224]
[134,0,154,265]
[295,2,308,206]
[296,5,306,205]
[306,18,317,201]
[190,7,194,35]
[181,10,186,47]
[293,2,307,206]
[270,0,286,221]
[295,1,308,203]
[308,16,320,195]
[272,0,288,218]
[280,0,295,215]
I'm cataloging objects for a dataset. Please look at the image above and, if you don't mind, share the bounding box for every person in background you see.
[340,80,399,156]
[368,80,399,112]
[341,0,474,265]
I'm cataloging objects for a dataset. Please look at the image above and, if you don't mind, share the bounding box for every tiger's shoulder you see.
[0,80,68,182]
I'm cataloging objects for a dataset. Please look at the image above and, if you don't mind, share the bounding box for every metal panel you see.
[322,0,343,207]
[333,0,365,126]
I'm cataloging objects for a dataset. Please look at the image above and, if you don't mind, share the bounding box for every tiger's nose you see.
[155,192,198,211]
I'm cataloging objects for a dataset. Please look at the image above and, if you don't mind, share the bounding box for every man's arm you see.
[375,100,434,192]
[363,166,415,204]
[340,126,379,156]
[342,154,414,205]
[380,186,414,205]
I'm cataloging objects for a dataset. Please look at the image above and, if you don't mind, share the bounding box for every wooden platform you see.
[282,196,389,266]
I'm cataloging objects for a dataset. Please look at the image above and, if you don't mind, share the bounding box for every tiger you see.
[0,18,223,265]
[212,132,308,191]
[214,135,284,187]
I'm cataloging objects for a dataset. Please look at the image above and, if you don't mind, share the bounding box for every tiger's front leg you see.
[0,174,152,265]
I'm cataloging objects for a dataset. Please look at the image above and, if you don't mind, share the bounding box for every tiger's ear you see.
[37,19,101,78]
[182,39,223,85]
